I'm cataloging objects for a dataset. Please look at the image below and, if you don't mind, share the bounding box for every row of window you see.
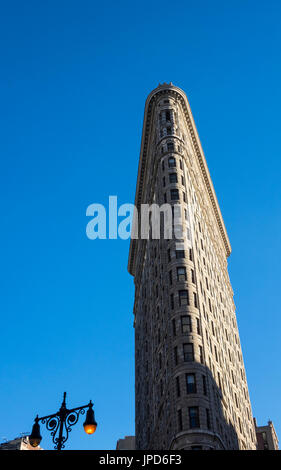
[159,110,173,123]
[159,126,173,138]
[163,172,185,186]
[162,189,187,205]
[160,139,183,153]
[172,315,201,336]
[177,407,211,431]
[174,343,204,365]
[170,290,198,309]
[169,266,195,284]
[167,248,193,262]
[162,156,183,170]
[175,373,207,397]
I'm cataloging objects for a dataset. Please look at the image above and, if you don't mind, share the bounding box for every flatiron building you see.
[128,83,256,450]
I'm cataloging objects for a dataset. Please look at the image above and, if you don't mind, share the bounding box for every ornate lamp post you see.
[29,392,97,450]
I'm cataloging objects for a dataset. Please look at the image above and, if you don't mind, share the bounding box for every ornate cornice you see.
[128,83,231,276]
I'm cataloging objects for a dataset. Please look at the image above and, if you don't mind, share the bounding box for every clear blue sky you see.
[0,0,280,450]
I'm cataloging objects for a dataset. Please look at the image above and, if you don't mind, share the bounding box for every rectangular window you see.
[196,318,201,335]
[181,175,185,186]
[189,407,200,428]
[218,371,222,390]
[262,432,268,447]
[163,176,166,187]
[168,157,176,167]
[189,248,193,261]
[183,343,194,362]
[199,345,204,364]
[206,409,211,429]
[238,417,242,434]
[166,110,171,122]
[177,266,186,282]
[170,293,174,310]
[183,192,186,202]
[176,376,181,397]
[180,159,183,170]
[215,345,218,362]
[174,346,178,365]
[193,292,198,308]
[169,172,177,183]
[177,409,183,431]
[186,373,196,394]
[170,189,179,200]
[191,269,195,283]
[166,126,172,135]
[172,319,176,336]
[169,270,172,285]
[216,418,219,433]
[181,315,192,333]
[167,249,171,262]
[176,250,185,259]
[179,290,189,306]
[202,375,207,395]
[167,142,174,152]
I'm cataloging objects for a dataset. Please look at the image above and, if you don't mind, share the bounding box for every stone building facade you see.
[128,83,257,450]
[116,436,136,450]
[254,418,279,450]
[0,436,43,450]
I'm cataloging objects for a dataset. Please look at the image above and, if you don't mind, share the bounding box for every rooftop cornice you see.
[128,84,231,276]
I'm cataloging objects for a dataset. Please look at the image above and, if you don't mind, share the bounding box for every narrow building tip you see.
[157,82,174,88]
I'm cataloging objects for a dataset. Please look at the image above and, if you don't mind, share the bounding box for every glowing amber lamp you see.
[83,401,97,435]
[84,422,97,435]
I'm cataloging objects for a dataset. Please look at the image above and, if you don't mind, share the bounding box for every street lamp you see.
[29,392,97,450]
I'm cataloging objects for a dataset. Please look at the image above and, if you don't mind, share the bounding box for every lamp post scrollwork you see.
[29,392,97,450]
